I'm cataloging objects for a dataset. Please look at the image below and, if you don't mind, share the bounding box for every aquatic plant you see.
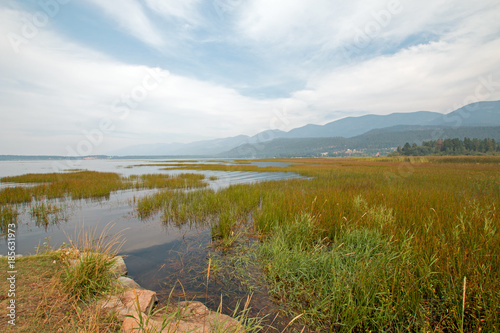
[0,205,18,235]
[30,202,66,229]
[134,156,500,331]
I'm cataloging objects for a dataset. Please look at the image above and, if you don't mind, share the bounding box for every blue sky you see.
[1,0,500,155]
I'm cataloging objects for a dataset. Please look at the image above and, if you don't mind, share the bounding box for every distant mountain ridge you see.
[221,126,500,158]
[109,100,500,156]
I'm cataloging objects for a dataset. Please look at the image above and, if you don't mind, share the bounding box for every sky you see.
[1,0,500,155]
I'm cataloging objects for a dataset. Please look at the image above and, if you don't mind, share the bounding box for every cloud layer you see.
[1,0,499,155]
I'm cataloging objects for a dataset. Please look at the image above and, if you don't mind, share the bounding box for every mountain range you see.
[110,100,500,157]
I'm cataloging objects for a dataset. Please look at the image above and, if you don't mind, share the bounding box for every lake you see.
[0,158,303,328]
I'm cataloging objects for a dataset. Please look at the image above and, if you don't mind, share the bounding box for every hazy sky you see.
[1,0,500,155]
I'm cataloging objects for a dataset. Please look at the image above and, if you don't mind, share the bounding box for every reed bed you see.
[136,156,500,331]
[127,173,207,189]
[0,205,17,235]
[30,201,66,229]
[0,171,208,205]
[0,170,208,234]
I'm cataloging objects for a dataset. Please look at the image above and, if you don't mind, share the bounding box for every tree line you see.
[391,138,500,156]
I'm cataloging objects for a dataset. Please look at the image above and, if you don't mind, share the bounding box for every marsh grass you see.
[134,156,500,331]
[0,253,120,332]
[0,171,208,206]
[0,171,125,204]
[0,205,17,235]
[62,223,125,302]
[127,173,207,190]
[260,213,414,331]
[30,201,66,229]
[0,171,208,234]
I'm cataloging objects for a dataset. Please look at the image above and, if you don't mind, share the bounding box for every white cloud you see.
[236,0,500,62]
[0,7,285,154]
[1,1,500,155]
[294,36,500,115]
[144,0,201,25]
[84,0,164,48]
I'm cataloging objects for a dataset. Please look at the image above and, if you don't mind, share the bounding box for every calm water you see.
[0,158,304,329]
[0,158,302,253]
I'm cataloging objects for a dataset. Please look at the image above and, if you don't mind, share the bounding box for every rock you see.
[110,256,127,277]
[122,310,163,333]
[174,301,244,333]
[117,276,143,290]
[120,289,157,313]
[68,259,79,267]
[89,254,244,332]
[96,295,123,313]
[122,301,244,333]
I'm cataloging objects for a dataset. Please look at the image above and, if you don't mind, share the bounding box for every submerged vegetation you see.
[0,205,17,234]
[30,202,66,229]
[136,156,500,331]
[0,170,208,234]
[0,170,207,205]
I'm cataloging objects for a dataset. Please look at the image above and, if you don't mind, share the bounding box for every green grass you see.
[30,202,66,229]
[127,173,207,189]
[62,224,125,303]
[0,252,120,332]
[0,171,208,232]
[0,171,208,205]
[0,205,17,235]
[134,156,500,331]
[63,252,118,302]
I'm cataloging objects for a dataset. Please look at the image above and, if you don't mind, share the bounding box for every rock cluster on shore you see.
[72,254,245,332]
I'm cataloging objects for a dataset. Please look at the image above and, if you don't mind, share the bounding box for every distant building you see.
[320,152,328,157]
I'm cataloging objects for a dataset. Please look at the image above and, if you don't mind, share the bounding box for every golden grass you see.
[134,156,500,331]
[0,253,120,332]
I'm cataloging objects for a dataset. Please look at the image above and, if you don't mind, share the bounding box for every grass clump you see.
[0,205,17,235]
[30,202,66,229]
[63,252,118,303]
[128,173,207,190]
[62,224,125,303]
[259,213,415,331]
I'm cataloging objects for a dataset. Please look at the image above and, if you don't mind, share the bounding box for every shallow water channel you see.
[0,159,305,331]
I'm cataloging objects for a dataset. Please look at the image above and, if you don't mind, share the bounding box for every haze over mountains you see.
[110,101,500,158]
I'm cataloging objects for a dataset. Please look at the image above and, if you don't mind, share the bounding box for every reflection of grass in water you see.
[0,171,208,205]
[0,171,208,234]
[0,171,126,204]
[0,205,18,235]
[127,173,207,189]
[147,229,304,332]
[30,201,67,229]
